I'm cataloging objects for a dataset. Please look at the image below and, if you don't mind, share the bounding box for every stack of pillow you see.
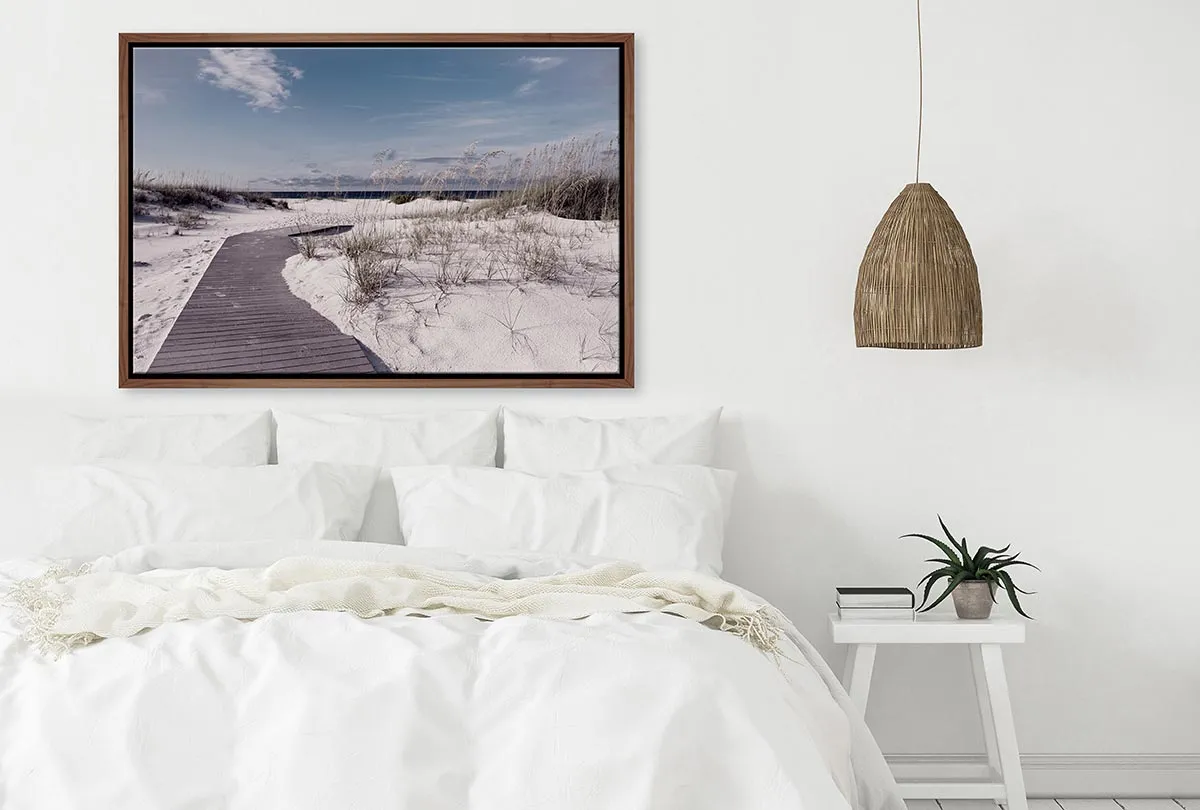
[30,409,733,575]
[389,409,731,574]
[37,412,373,559]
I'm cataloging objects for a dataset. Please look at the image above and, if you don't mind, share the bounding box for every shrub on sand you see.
[397,136,620,223]
[519,175,619,221]
[334,227,392,261]
[477,136,620,222]
[333,225,397,308]
[243,192,288,210]
[133,170,287,211]
[155,186,223,209]
[340,251,393,309]
[172,210,206,229]
[429,222,472,286]
[504,228,566,283]
[404,220,433,259]
[295,233,321,259]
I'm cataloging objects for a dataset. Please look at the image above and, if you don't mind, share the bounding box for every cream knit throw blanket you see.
[9,557,783,659]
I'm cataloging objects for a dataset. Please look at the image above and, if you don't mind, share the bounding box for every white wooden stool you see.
[829,613,1028,810]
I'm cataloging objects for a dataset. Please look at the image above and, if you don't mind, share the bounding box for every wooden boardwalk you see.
[149,227,377,374]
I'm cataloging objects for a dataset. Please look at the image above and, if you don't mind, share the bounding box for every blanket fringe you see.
[4,564,100,658]
[722,606,784,659]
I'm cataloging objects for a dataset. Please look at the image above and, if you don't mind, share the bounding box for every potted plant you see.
[903,516,1037,619]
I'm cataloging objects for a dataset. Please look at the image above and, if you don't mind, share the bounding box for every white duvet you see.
[0,542,903,810]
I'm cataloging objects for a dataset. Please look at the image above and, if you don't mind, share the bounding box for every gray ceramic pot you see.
[952,580,995,619]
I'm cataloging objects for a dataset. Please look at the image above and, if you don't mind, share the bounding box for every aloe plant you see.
[903,516,1038,618]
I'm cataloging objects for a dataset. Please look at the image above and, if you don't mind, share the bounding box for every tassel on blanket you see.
[722,606,784,659]
[4,564,100,658]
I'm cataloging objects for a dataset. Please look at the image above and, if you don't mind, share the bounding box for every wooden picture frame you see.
[119,33,633,388]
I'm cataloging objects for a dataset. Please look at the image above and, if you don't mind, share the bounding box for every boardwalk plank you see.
[149,227,375,375]
[153,335,359,359]
[154,348,371,371]
[156,351,374,374]
[162,328,338,342]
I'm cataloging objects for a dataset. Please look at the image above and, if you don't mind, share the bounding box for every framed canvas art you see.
[119,33,633,388]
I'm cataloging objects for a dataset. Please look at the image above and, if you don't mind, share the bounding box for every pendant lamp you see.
[854,0,983,349]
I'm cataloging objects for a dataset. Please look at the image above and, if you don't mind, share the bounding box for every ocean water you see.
[257,189,507,200]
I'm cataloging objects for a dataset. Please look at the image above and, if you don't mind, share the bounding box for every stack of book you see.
[836,587,915,620]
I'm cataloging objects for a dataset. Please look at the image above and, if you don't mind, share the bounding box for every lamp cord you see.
[915,0,924,183]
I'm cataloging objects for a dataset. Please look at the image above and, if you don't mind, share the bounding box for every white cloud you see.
[515,80,540,97]
[520,56,566,72]
[198,49,302,111]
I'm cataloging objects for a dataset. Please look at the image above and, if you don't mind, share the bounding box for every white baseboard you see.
[885,753,1200,797]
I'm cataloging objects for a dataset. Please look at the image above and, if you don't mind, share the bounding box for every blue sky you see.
[132,46,620,189]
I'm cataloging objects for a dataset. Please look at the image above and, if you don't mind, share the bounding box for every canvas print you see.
[122,36,632,387]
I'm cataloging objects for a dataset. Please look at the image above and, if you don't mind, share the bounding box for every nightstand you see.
[828,613,1027,810]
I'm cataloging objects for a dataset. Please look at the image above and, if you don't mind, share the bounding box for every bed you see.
[0,409,904,810]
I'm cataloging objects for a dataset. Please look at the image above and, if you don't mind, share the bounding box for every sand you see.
[282,201,620,374]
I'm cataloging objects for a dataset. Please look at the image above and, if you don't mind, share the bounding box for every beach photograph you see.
[124,38,630,384]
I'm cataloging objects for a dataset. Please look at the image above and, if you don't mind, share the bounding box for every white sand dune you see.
[282,204,621,374]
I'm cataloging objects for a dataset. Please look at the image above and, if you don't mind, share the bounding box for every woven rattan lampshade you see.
[854,183,983,349]
[854,0,984,349]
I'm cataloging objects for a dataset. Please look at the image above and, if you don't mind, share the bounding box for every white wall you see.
[2,0,1198,794]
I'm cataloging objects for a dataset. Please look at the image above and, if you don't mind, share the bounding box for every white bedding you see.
[393,464,736,574]
[34,461,378,557]
[65,412,273,466]
[501,409,721,473]
[0,542,903,810]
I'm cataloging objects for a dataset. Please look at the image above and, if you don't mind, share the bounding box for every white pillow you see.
[66,412,272,465]
[274,410,499,546]
[392,465,736,574]
[501,410,722,474]
[36,461,377,559]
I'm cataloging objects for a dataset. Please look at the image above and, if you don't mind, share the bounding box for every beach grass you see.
[132,171,288,212]
[473,136,620,222]
[371,135,621,222]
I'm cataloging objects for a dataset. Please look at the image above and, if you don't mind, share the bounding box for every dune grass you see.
[132,170,288,212]
[457,136,621,222]
[371,135,621,221]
